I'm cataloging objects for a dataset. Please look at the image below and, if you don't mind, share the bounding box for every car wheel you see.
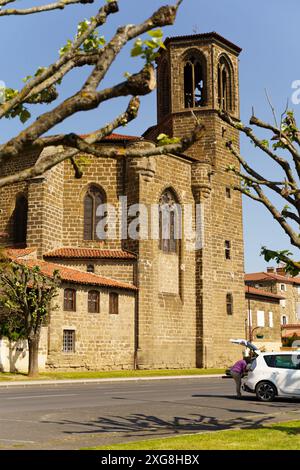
[255,381,277,402]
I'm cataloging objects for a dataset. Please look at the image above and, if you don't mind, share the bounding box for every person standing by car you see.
[230,357,249,398]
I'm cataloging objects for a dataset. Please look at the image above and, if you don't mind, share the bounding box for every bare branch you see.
[0,65,156,162]
[264,88,278,127]
[281,209,300,225]
[225,140,297,206]
[0,1,118,119]
[220,110,297,187]
[232,185,263,202]
[0,0,89,17]
[250,113,300,179]
[0,104,204,189]
[83,2,181,92]
[254,185,300,249]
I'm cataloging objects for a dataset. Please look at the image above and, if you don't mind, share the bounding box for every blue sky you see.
[1,0,299,272]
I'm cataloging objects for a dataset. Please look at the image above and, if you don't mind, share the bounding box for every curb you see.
[0,374,224,388]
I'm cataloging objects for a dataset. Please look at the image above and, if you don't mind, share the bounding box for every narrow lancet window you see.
[184,56,206,108]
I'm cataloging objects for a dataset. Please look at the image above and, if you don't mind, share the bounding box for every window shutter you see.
[88,291,100,313]
[109,292,119,315]
[257,310,265,327]
[269,311,274,328]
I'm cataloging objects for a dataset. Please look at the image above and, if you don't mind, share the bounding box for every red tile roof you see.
[15,259,137,291]
[281,325,300,338]
[245,271,300,285]
[44,248,137,260]
[79,132,140,142]
[4,247,37,259]
[245,286,284,300]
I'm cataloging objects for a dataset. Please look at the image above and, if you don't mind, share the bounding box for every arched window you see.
[83,185,105,240]
[184,54,206,108]
[226,293,233,315]
[160,59,170,117]
[14,195,28,245]
[159,189,181,253]
[218,56,233,111]
[88,290,100,313]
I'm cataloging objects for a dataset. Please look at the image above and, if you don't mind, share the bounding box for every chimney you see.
[276,267,287,276]
[267,267,275,273]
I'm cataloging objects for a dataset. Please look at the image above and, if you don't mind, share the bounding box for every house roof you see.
[245,285,285,300]
[4,247,37,259]
[164,32,242,54]
[79,132,140,142]
[281,324,300,338]
[44,248,137,260]
[245,271,300,286]
[15,259,138,291]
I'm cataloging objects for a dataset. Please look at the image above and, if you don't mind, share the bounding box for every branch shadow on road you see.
[42,411,276,439]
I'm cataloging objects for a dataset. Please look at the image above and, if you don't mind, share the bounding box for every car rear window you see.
[263,354,300,370]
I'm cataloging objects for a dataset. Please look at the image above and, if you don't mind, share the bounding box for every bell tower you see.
[145,32,246,368]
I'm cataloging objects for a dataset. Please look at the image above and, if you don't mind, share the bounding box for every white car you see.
[230,339,300,402]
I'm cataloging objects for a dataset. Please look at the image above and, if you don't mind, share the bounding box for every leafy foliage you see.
[131,29,165,64]
[156,133,181,146]
[59,18,106,56]
[0,262,60,341]
[261,247,300,277]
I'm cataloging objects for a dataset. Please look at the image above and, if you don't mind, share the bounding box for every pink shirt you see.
[231,359,247,374]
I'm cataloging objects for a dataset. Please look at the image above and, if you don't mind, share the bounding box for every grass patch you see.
[85,420,300,450]
[0,368,224,382]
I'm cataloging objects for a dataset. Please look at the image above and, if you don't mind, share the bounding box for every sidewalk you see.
[0,373,224,388]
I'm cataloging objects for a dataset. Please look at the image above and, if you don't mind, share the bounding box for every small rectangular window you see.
[226,187,231,199]
[88,290,100,313]
[64,289,76,311]
[269,311,274,328]
[225,240,231,260]
[257,310,265,327]
[109,292,119,315]
[63,330,75,353]
[226,293,233,315]
[280,284,286,292]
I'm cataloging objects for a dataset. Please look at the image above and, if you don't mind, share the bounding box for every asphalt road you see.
[0,377,300,450]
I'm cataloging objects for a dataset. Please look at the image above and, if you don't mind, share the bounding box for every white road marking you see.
[5,393,78,400]
[0,438,36,443]
[0,418,37,423]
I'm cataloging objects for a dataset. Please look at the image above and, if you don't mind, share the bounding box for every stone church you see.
[0,32,246,370]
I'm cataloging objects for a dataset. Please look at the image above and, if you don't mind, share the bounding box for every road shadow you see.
[192,394,300,405]
[42,411,275,439]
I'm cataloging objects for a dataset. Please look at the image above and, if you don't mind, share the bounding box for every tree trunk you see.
[28,335,40,377]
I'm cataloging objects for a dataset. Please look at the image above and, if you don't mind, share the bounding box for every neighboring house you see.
[0,32,247,370]
[245,285,284,352]
[245,267,300,349]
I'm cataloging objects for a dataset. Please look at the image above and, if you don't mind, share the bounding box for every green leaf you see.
[19,108,31,124]
[131,44,143,57]
[148,29,164,38]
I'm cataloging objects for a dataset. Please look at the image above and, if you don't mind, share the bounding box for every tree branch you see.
[225,140,297,206]
[0,1,118,119]
[220,110,297,187]
[0,103,204,188]
[0,0,91,17]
